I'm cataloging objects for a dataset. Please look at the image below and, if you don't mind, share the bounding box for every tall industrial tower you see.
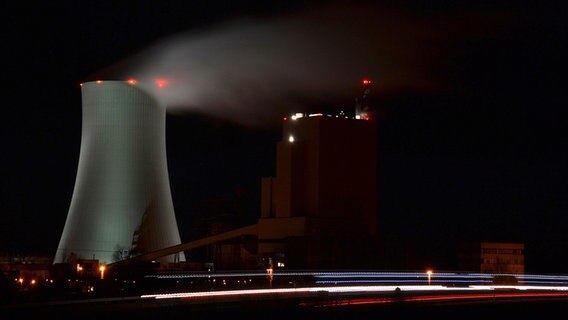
[54,80,185,265]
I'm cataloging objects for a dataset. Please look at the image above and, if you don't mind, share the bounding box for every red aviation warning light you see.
[127,78,138,85]
[362,79,372,85]
[155,78,169,88]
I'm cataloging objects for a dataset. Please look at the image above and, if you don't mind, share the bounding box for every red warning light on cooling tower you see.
[127,78,138,85]
[362,79,372,85]
[155,78,169,88]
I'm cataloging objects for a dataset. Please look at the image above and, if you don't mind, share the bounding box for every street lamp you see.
[426,269,433,285]
[99,265,106,280]
[266,257,274,288]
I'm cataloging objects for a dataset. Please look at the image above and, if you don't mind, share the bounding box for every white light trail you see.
[141,283,568,301]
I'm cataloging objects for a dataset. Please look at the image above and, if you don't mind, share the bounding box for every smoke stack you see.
[54,80,185,265]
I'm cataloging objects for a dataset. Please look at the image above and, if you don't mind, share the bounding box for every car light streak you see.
[141,283,568,301]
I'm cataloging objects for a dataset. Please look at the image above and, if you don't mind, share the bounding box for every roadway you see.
[3,270,568,319]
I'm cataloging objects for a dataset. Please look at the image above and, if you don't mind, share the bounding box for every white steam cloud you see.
[95,2,513,127]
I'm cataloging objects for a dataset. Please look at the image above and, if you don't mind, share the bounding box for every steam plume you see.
[93,2,515,127]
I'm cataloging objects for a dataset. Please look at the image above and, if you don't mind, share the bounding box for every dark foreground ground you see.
[2,292,567,320]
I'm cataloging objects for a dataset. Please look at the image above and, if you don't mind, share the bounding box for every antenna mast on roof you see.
[355,78,372,120]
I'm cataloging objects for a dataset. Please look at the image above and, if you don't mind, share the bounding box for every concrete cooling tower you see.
[54,80,185,265]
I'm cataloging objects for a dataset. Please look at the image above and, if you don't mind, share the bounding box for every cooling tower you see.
[54,80,185,265]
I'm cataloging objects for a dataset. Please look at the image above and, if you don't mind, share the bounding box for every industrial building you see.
[458,242,525,274]
[255,112,378,269]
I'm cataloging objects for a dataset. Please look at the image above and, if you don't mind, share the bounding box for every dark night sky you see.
[1,1,567,273]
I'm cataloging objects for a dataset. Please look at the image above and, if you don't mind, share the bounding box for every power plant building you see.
[256,113,378,268]
[54,80,185,265]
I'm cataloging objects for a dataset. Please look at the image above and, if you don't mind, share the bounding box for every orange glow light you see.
[99,265,106,280]
[127,78,138,85]
[96,80,103,84]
